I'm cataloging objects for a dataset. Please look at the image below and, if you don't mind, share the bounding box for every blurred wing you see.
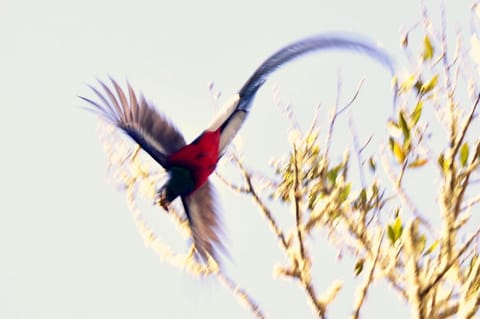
[81,78,186,168]
[181,181,225,262]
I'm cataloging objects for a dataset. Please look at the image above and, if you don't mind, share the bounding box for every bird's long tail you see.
[237,32,397,111]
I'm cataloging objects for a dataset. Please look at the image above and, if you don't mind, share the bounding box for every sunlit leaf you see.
[327,165,342,184]
[410,101,423,125]
[388,216,403,245]
[438,153,450,174]
[420,75,438,95]
[422,35,434,61]
[399,111,410,142]
[354,259,364,276]
[368,157,376,172]
[400,75,417,93]
[460,142,469,167]
[338,183,351,203]
[387,225,395,244]
[408,158,428,168]
[423,240,439,256]
[390,137,406,164]
[387,120,402,137]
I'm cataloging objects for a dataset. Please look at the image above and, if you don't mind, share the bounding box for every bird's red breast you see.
[167,128,221,192]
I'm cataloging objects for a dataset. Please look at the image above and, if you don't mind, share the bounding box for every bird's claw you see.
[156,192,170,212]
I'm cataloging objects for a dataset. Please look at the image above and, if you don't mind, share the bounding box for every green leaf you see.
[359,188,367,204]
[423,240,439,256]
[410,101,423,125]
[368,157,376,172]
[460,143,469,167]
[390,137,406,164]
[388,216,403,245]
[354,259,364,276]
[327,165,342,183]
[338,183,351,203]
[420,75,438,95]
[438,153,444,171]
[399,111,410,142]
[387,225,395,244]
[414,80,424,95]
[400,75,417,93]
[422,35,434,60]
[438,153,450,174]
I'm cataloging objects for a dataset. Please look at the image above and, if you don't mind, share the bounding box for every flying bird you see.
[82,32,396,263]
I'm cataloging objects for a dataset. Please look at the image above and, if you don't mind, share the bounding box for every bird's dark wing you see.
[81,79,186,168]
[214,32,397,155]
[181,181,225,262]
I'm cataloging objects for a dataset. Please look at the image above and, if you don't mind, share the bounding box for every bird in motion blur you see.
[82,32,396,264]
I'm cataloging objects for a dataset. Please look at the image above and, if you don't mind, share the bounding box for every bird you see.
[82,32,396,264]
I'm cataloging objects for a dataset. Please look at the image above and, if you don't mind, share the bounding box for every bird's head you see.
[157,166,195,210]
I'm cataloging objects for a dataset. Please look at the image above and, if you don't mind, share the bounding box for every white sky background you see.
[1,0,478,318]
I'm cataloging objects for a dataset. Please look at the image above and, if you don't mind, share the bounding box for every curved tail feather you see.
[217,32,397,155]
[238,32,397,111]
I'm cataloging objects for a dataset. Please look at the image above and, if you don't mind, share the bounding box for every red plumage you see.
[167,129,221,192]
[83,33,397,264]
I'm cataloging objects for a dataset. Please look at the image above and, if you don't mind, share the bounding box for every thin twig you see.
[325,77,365,158]
[292,144,306,260]
[234,156,289,250]
[351,231,385,319]
[451,94,480,159]
[217,271,265,319]
[421,227,480,297]
[380,145,433,233]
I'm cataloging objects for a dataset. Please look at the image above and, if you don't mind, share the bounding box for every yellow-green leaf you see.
[388,216,403,245]
[338,183,351,203]
[420,75,438,95]
[423,35,434,60]
[460,142,469,167]
[438,153,450,175]
[410,101,423,125]
[354,259,364,276]
[392,217,403,236]
[414,80,424,95]
[368,157,376,172]
[399,111,410,141]
[423,240,439,256]
[400,75,417,93]
[392,139,406,164]
[408,158,428,168]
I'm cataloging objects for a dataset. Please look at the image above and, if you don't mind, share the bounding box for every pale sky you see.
[1,0,477,318]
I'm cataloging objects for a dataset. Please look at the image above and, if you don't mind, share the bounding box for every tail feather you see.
[237,32,397,111]
[216,32,397,156]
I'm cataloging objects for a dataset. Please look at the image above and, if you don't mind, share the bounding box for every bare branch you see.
[421,227,480,297]
[292,144,306,261]
[217,271,265,319]
[351,231,385,319]
[234,156,289,251]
